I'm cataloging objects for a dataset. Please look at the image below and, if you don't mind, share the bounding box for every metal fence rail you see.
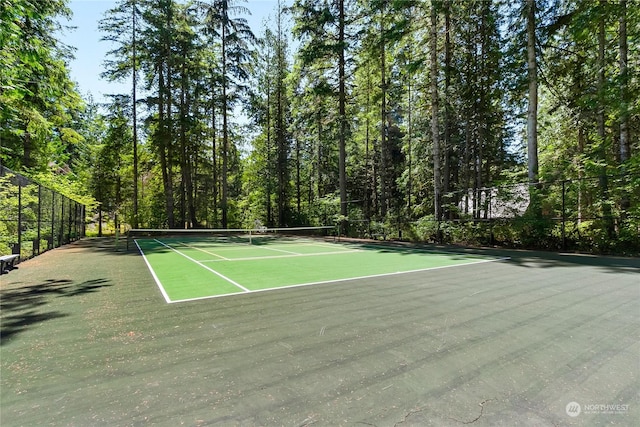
[0,165,86,261]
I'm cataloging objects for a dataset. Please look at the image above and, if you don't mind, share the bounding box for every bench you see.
[0,254,20,274]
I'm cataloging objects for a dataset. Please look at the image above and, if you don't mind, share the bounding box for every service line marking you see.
[177,241,230,260]
[258,245,302,255]
[199,249,363,262]
[153,239,250,293]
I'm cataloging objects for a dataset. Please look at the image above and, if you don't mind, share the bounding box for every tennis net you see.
[126,226,337,250]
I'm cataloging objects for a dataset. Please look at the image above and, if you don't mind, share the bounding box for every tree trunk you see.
[406,64,412,218]
[380,8,388,218]
[221,22,229,229]
[597,2,613,237]
[577,124,585,223]
[480,0,489,220]
[131,0,139,228]
[430,3,441,222]
[618,0,629,164]
[526,0,539,186]
[338,0,348,226]
[211,74,218,227]
[158,62,174,228]
[365,63,372,221]
[179,53,196,228]
[316,106,322,199]
[266,68,272,226]
[443,0,451,219]
[276,10,287,226]
[167,60,175,228]
[296,135,301,215]
[619,0,630,214]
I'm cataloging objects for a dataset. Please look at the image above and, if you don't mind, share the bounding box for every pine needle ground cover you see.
[135,238,504,302]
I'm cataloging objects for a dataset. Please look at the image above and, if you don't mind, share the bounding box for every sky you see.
[59,0,289,105]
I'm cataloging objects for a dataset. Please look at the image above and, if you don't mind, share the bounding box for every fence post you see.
[37,185,42,255]
[17,182,22,258]
[60,196,65,245]
[562,180,566,251]
[51,192,56,248]
[67,198,72,243]
[74,202,78,241]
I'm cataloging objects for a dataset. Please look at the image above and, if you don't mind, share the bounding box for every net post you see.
[126,229,137,251]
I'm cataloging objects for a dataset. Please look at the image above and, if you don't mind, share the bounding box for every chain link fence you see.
[0,165,86,261]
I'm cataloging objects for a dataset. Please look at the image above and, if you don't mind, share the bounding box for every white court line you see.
[258,245,302,255]
[154,239,250,293]
[250,240,346,250]
[199,249,363,262]
[168,256,511,303]
[178,241,230,260]
[135,239,173,303]
[214,246,254,251]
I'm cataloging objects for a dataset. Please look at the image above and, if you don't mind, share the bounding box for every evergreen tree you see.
[200,0,256,228]
[0,0,83,173]
[248,2,292,227]
[92,95,132,234]
[99,0,142,227]
[292,0,353,229]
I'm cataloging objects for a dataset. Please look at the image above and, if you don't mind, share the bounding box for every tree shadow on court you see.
[430,247,640,274]
[469,248,640,274]
[0,278,112,344]
[347,240,640,274]
[56,237,143,256]
[351,241,490,262]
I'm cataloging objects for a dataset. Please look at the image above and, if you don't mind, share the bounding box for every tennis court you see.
[2,237,638,426]
[132,228,507,303]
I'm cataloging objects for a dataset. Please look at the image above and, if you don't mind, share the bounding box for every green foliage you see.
[4,0,638,256]
[0,0,84,171]
[408,216,439,242]
[27,171,97,212]
[0,169,91,256]
[0,174,20,255]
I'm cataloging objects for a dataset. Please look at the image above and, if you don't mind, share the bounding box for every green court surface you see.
[135,237,505,302]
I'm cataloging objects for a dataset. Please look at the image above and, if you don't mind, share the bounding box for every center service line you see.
[153,239,251,293]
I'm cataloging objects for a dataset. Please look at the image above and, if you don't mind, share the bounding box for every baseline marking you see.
[153,239,250,293]
[169,256,511,303]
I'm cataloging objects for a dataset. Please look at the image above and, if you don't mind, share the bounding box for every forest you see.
[1,0,638,255]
